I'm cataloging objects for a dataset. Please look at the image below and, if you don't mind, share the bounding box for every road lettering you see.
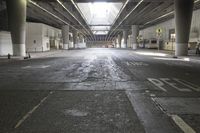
[147,78,167,92]
[160,78,191,92]
[148,78,200,92]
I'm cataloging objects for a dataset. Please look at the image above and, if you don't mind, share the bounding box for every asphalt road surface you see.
[0,48,200,133]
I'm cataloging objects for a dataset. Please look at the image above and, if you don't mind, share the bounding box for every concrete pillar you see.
[175,0,194,56]
[123,30,128,48]
[62,25,69,50]
[6,0,26,56]
[114,38,117,48]
[80,34,84,43]
[73,30,77,48]
[118,34,122,48]
[132,25,139,50]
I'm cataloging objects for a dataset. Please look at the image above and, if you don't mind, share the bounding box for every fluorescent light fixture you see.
[57,0,92,38]
[108,0,144,40]
[144,11,174,25]
[29,0,88,37]
[144,0,200,26]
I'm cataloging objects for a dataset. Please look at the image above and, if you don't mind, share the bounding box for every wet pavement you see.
[0,48,200,133]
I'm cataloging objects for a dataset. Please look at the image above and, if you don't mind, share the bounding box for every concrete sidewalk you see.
[28,50,65,58]
[0,50,65,64]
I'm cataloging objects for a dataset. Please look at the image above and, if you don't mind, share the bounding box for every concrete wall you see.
[26,23,44,52]
[26,22,62,52]
[87,41,113,48]
[140,19,174,42]
[140,9,200,50]
[0,22,64,55]
[0,31,12,55]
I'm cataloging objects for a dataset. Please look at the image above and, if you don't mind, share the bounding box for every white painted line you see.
[14,91,53,128]
[171,115,196,133]
[21,65,50,69]
[21,66,31,69]
[173,78,200,92]
[130,62,135,66]
[160,78,191,92]
[126,62,130,66]
[40,65,50,69]
[147,78,167,92]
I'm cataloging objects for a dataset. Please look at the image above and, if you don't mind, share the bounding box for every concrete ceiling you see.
[1,0,200,41]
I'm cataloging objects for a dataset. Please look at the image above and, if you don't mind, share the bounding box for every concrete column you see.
[123,30,128,48]
[80,34,84,43]
[6,0,26,56]
[118,34,122,48]
[73,30,77,48]
[175,0,194,56]
[132,25,139,50]
[114,38,117,48]
[62,25,69,50]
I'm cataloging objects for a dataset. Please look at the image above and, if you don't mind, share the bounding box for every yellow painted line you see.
[14,91,54,128]
[171,115,196,133]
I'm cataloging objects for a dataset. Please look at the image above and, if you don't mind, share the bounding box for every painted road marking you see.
[126,62,130,66]
[160,78,191,92]
[173,78,200,92]
[171,115,196,133]
[147,78,200,92]
[147,78,167,92]
[126,61,148,66]
[14,91,54,128]
[22,65,50,69]
[22,66,31,69]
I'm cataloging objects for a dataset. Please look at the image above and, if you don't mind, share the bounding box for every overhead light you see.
[105,0,129,40]
[108,0,144,40]
[29,0,88,37]
[144,11,174,25]
[144,0,199,26]
[57,0,92,39]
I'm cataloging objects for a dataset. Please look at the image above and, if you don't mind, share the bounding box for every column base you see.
[13,44,26,56]
[74,43,77,48]
[122,43,127,48]
[132,43,137,50]
[63,44,69,50]
[175,43,188,56]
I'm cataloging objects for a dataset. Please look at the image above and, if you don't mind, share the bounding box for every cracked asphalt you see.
[0,48,200,133]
